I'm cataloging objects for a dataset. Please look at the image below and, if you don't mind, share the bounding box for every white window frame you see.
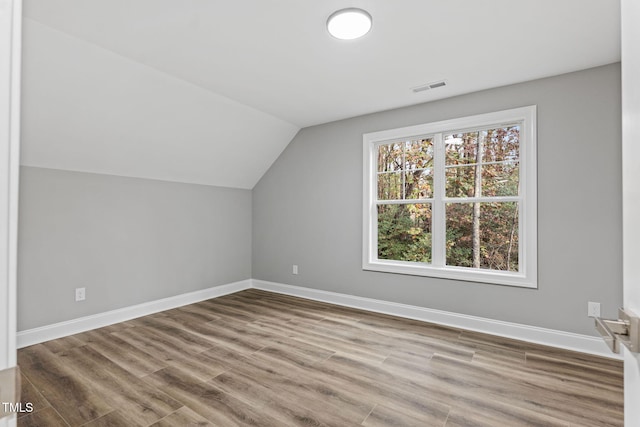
[362,106,537,288]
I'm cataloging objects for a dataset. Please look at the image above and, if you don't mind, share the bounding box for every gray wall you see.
[18,167,252,330]
[253,63,622,336]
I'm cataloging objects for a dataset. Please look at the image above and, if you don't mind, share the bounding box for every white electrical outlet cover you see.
[588,301,600,318]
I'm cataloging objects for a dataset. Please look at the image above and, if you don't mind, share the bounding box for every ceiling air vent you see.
[412,80,447,93]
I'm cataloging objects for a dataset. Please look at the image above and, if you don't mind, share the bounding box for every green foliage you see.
[445,204,474,268]
[377,204,431,263]
[445,202,519,271]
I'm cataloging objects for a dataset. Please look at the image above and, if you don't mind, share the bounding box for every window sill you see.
[363,260,537,288]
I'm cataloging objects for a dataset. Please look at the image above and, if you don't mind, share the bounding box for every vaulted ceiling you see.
[21,0,620,189]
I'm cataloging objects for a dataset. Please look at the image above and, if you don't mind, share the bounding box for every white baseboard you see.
[251,279,621,360]
[17,279,252,348]
[17,277,619,360]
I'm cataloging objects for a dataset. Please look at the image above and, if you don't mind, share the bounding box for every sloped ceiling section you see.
[21,0,619,189]
[20,19,300,189]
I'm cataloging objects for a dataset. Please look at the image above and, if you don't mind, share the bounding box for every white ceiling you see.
[21,0,620,189]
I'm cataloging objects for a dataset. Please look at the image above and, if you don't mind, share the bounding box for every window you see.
[363,106,537,287]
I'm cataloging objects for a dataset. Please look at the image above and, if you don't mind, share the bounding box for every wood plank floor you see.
[17,289,623,426]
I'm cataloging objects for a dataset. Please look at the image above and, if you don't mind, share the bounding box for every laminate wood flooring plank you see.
[444,401,571,427]
[80,411,135,427]
[203,317,276,347]
[207,369,278,410]
[454,333,528,367]
[142,366,216,402]
[208,356,367,426]
[318,352,430,393]
[40,335,86,354]
[344,351,580,426]
[526,347,623,373]
[198,300,262,323]
[17,406,69,427]
[429,353,623,426]
[368,323,468,354]
[208,339,376,426]
[353,317,474,360]
[59,346,182,426]
[18,373,50,419]
[226,293,326,323]
[203,296,297,323]
[381,352,435,383]
[280,317,391,360]
[268,324,396,361]
[397,337,475,362]
[149,406,213,427]
[94,320,138,333]
[314,318,402,349]
[309,353,452,422]
[169,304,222,324]
[19,348,113,426]
[234,289,321,308]
[75,329,167,378]
[209,362,369,427]
[18,344,61,369]
[194,319,269,355]
[524,352,623,389]
[263,335,335,365]
[510,355,622,416]
[68,328,109,345]
[158,314,273,353]
[514,372,623,425]
[241,291,368,323]
[197,343,253,371]
[246,319,387,364]
[458,330,547,353]
[126,317,218,354]
[357,314,462,341]
[460,330,623,372]
[522,357,623,409]
[124,317,264,356]
[468,347,527,370]
[362,402,450,427]
[258,400,363,427]
[111,327,228,382]
[241,351,375,423]
[142,366,291,426]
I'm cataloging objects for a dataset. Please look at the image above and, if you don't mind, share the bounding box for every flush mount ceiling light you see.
[327,8,372,40]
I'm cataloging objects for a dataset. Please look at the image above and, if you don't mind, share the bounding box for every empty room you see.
[2,0,640,426]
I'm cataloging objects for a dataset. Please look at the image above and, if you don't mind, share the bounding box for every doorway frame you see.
[0,0,21,373]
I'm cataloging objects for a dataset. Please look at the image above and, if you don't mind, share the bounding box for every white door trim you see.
[0,0,21,371]
[622,0,640,424]
[0,1,22,426]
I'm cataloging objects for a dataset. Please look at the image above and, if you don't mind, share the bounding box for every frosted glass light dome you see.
[327,8,372,40]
